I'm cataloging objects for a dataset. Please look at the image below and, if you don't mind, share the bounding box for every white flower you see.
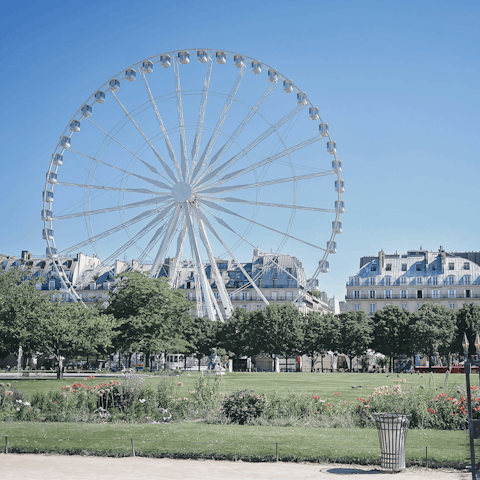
[139,398,146,403]
[24,401,30,406]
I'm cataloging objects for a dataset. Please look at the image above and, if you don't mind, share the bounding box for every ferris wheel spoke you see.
[77,204,176,286]
[184,204,218,320]
[191,56,213,169]
[68,149,172,190]
[192,209,234,317]
[55,182,164,195]
[53,196,171,220]
[204,81,278,175]
[212,136,325,187]
[190,65,247,182]
[173,58,189,181]
[199,169,336,195]
[111,91,179,184]
[85,118,176,185]
[201,199,327,252]
[209,197,336,213]
[195,105,304,188]
[136,209,178,265]
[139,70,183,178]
[59,203,174,255]
[150,205,183,277]
[192,204,269,306]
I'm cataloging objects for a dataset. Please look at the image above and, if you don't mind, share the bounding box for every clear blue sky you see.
[1,0,479,298]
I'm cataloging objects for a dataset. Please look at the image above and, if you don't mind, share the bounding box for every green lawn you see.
[3,371,471,403]
[0,422,471,467]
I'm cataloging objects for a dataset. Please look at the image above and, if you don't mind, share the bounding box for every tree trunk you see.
[321,355,324,373]
[311,354,315,372]
[349,356,354,372]
[145,352,150,368]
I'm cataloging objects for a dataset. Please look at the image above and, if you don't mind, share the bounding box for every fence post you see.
[425,446,428,469]
[276,443,278,462]
[131,438,135,457]
[5,436,8,454]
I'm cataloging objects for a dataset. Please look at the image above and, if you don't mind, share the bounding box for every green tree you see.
[409,303,457,370]
[301,311,339,372]
[32,302,115,378]
[371,305,411,373]
[336,310,373,372]
[252,304,305,371]
[0,268,50,357]
[216,307,255,360]
[182,315,219,371]
[453,303,480,357]
[105,272,192,367]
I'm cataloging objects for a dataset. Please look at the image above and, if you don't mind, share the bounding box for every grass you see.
[3,370,473,403]
[0,422,471,467]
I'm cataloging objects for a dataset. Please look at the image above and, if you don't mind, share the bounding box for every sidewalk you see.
[0,454,471,480]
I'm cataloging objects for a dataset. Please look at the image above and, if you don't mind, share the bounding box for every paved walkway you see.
[0,454,471,480]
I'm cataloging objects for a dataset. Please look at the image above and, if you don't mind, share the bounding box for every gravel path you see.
[0,454,471,479]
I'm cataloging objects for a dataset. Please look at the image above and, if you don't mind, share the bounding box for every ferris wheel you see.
[42,49,344,321]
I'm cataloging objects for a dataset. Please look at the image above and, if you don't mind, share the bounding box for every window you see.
[432,264,437,271]
[401,290,407,299]
[286,291,292,300]
[401,303,407,310]
[417,290,423,299]
[241,305,247,309]
[450,304,455,309]
[449,262,454,270]
[385,276,391,286]
[271,291,278,300]
[402,264,407,271]
[90,282,96,290]
[416,263,422,271]
[464,262,470,270]
[465,275,471,285]
[446,276,455,285]
[466,290,471,298]
[417,304,421,310]
[400,277,407,285]
[35,283,42,290]
[354,304,360,312]
[354,290,360,299]
[272,278,277,288]
[385,290,392,299]
[256,305,263,310]
[431,276,438,286]
[354,277,360,286]
[371,264,377,272]
[369,277,376,286]
[448,289,455,298]
[186,281,191,289]
[187,292,193,300]
[370,303,376,314]
[369,290,376,299]
[49,280,55,290]
[416,277,423,285]
[432,290,440,299]
[386,263,392,271]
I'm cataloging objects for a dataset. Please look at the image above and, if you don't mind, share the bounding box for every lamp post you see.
[464,332,480,480]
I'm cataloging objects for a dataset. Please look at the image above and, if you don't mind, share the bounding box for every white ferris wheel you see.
[42,49,344,321]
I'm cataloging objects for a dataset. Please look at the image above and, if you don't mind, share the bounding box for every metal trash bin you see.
[374,413,411,472]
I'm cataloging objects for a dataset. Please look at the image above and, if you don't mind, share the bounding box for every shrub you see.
[222,389,268,425]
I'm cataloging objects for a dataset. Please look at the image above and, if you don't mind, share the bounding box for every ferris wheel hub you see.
[171,181,193,203]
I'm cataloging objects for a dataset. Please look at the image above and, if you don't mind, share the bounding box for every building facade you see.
[345,247,480,315]
[2,248,338,315]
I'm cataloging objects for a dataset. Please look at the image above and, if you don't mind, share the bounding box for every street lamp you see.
[463,333,470,358]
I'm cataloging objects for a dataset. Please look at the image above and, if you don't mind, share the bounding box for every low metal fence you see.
[2,435,470,469]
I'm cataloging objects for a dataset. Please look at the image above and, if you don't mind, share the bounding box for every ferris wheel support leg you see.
[151,205,182,277]
[194,211,234,318]
[192,205,269,306]
[185,204,217,321]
